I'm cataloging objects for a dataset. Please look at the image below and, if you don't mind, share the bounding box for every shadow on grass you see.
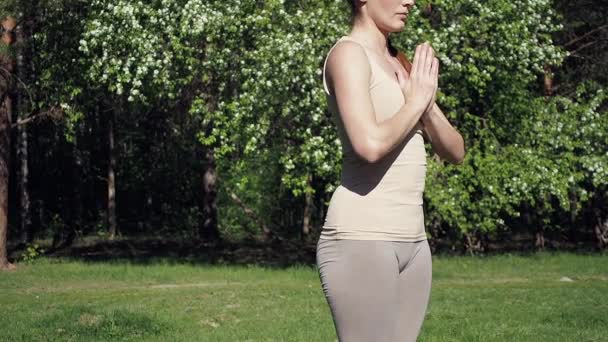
[29,306,168,342]
[9,237,318,268]
[8,234,605,268]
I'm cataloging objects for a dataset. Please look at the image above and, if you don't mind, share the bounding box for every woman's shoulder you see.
[325,37,370,76]
[328,36,368,58]
[323,36,373,96]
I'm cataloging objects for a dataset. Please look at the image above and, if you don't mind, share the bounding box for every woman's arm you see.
[420,103,465,164]
[326,42,438,163]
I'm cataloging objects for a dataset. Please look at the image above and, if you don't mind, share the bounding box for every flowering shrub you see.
[79,0,607,246]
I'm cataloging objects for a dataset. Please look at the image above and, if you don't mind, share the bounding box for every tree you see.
[0,14,17,270]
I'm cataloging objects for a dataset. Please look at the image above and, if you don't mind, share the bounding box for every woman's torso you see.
[321,36,428,242]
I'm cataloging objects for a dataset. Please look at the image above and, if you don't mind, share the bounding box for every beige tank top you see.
[320,36,428,242]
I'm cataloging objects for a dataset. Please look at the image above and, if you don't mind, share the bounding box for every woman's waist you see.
[330,184,425,206]
[340,167,426,199]
[323,197,425,235]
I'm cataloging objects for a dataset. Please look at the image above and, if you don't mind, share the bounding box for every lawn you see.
[1,252,606,341]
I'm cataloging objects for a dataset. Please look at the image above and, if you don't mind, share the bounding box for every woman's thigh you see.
[317,239,400,342]
[394,240,433,341]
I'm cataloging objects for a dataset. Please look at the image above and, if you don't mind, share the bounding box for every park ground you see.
[1,249,607,341]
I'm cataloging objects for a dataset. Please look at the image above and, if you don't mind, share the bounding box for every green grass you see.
[1,252,607,341]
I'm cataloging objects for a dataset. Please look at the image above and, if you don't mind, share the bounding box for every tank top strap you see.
[337,36,363,46]
[322,36,377,96]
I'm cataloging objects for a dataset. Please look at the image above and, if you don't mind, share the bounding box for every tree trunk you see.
[568,187,577,224]
[16,22,31,243]
[199,149,219,241]
[535,229,545,250]
[16,2,34,245]
[0,16,16,270]
[17,111,30,244]
[464,232,482,256]
[522,202,544,249]
[543,64,553,96]
[594,208,608,249]
[107,111,117,240]
[302,176,312,237]
[0,92,13,270]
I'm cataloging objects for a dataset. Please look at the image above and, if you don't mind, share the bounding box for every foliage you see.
[425,83,607,239]
[391,0,607,242]
[4,0,607,249]
[80,0,221,105]
[20,243,45,263]
[0,0,19,16]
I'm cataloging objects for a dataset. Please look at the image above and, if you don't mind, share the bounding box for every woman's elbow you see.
[355,148,383,164]
[450,145,466,165]
[451,154,465,165]
[353,139,384,164]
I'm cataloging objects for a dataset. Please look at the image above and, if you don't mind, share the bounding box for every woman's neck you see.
[349,17,391,58]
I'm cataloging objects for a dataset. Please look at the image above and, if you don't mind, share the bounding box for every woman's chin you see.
[390,21,406,32]
[381,20,407,33]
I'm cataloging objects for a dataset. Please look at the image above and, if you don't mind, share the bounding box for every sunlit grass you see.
[1,252,606,341]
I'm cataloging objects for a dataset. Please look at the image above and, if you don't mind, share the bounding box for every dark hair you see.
[346,0,358,20]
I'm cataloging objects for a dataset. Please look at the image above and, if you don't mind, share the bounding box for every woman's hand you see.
[397,42,439,116]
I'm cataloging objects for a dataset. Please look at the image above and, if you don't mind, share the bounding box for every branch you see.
[0,65,11,84]
[564,24,608,47]
[0,66,62,128]
[0,66,35,112]
[228,191,273,238]
[11,106,61,128]
[1,91,10,127]
[569,41,597,55]
[565,53,586,60]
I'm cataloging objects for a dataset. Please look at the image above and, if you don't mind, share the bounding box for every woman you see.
[316,0,465,341]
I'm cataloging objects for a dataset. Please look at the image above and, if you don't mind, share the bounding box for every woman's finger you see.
[431,57,439,81]
[417,43,429,77]
[412,44,422,77]
[421,43,431,76]
[424,44,434,76]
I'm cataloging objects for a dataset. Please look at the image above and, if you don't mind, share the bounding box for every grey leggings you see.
[316,238,432,342]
